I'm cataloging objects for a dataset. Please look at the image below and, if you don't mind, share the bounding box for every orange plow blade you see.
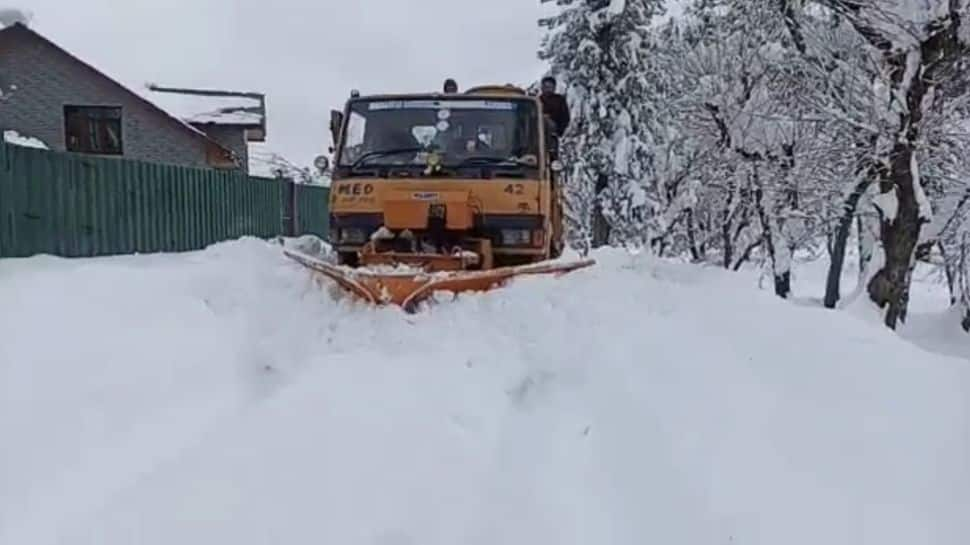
[283,248,595,313]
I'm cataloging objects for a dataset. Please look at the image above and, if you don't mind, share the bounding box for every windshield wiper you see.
[454,156,529,167]
[349,147,427,170]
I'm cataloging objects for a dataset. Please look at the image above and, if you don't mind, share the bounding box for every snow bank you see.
[900,307,970,360]
[1,238,968,545]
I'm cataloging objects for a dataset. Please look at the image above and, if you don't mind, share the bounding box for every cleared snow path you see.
[1,238,968,545]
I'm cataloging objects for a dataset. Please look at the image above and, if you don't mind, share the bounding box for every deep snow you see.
[1,238,968,545]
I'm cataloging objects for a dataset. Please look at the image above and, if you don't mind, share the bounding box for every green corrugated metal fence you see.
[0,143,329,259]
[294,183,330,240]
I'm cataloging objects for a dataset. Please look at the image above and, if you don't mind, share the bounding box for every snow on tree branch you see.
[540,0,970,328]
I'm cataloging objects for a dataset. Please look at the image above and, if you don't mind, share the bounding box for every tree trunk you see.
[752,167,790,299]
[721,191,735,270]
[824,176,872,308]
[857,215,874,276]
[591,174,611,248]
[862,41,934,329]
[591,210,610,248]
[866,144,924,329]
[686,208,702,262]
[957,237,970,333]
[817,0,966,329]
[946,266,957,305]
[775,270,792,298]
[940,243,957,305]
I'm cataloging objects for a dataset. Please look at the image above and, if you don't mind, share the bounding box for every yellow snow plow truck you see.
[283,84,594,312]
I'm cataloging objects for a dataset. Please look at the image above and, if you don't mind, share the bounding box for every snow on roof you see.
[4,129,48,149]
[0,8,32,28]
[0,24,218,146]
[148,90,264,128]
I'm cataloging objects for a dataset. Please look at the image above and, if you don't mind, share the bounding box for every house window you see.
[64,105,123,155]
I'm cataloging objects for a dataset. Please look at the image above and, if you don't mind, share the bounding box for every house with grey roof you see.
[0,22,265,173]
[147,85,267,174]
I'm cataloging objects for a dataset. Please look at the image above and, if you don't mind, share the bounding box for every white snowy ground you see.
[1,237,968,545]
[782,249,970,361]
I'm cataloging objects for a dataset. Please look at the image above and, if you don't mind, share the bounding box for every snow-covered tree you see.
[764,2,884,307]
[656,0,837,297]
[538,0,970,329]
[538,0,667,251]
[249,148,329,185]
[803,0,970,328]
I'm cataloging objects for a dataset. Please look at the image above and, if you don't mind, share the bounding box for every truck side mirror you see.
[329,110,344,149]
[313,155,330,174]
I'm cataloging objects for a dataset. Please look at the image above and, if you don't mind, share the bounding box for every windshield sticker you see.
[436,120,450,131]
[368,100,515,111]
[437,109,451,120]
[411,126,438,146]
[412,192,440,200]
[367,101,402,110]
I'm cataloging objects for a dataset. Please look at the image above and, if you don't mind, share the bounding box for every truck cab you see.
[324,84,564,268]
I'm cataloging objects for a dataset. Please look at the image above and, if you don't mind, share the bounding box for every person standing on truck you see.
[539,76,570,137]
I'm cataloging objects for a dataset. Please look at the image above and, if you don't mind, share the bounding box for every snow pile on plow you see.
[281,237,594,312]
[1,237,968,545]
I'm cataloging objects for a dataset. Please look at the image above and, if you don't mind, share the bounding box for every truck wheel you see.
[337,251,359,267]
[550,239,564,259]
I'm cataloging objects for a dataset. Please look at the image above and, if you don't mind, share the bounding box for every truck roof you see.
[350,84,534,102]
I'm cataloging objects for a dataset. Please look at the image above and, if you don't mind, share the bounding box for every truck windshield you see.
[337,98,539,169]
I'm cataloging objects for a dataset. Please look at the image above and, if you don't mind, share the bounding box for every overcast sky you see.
[17,0,553,168]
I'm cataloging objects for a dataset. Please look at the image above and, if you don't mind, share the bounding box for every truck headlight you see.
[531,229,545,246]
[500,229,531,246]
[340,228,367,244]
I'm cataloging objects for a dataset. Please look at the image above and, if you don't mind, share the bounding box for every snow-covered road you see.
[1,238,968,544]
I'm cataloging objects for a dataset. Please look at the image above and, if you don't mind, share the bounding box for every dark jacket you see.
[540,93,570,137]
